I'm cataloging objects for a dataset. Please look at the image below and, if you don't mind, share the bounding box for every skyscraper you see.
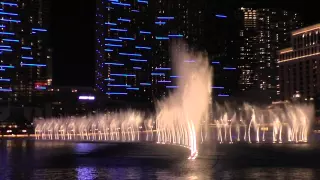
[95,0,206,103]
[237,8,302,102]
[95,0,154,102]
[0,1,52,105]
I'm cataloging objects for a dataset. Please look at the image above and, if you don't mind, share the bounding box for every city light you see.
[78,96,95,100]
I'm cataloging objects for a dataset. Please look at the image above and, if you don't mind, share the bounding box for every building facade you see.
[0,1,52,105]
[278,24,320,101]
[95,0,207,103]
[237,8,302,102]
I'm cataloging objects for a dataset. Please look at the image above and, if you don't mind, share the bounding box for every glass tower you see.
[0,1,52,105]
[95,0,206,103]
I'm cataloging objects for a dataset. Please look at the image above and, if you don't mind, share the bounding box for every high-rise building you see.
[236,8,302,102]
[0,1,52,105]
[95,0,206,102]
[95,0,155,102]
[278,24,320,101]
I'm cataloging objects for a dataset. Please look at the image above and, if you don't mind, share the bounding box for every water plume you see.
[35,41,213,159]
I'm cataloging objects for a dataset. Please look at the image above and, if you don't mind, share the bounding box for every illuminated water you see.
[34,43,212,159]
[2,139,320,180]
[213,103,314,144]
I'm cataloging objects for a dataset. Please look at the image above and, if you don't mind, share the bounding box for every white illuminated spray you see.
[213,103,313,144]
[155,42,213,159]
[35,42,212,159]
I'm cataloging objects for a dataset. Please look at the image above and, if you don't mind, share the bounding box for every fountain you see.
[212,102,314,144]
[35,42,213,159]
[34,42,314,159]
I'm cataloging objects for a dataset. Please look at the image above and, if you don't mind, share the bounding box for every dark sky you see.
[50,0,319,87]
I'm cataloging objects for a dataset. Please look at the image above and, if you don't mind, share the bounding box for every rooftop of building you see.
[292,23,320,36]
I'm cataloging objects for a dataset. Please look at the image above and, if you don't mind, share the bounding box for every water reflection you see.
[1,140,320,180]
[76,167,97,180]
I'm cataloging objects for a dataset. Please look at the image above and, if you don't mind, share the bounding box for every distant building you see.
[278,23,320,101]
[0,1,52,105]
[94,0,207,103]
[236,8,302,102]
[46,86,99,117]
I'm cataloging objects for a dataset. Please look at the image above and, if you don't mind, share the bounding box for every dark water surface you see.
[1,139,320,180]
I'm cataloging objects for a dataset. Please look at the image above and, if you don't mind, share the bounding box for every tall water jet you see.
[155,42,213,159]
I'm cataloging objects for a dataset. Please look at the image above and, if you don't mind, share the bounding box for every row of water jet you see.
[213,102,313,144]
[35,111,152,142]
[155,44,213,159]
[35,42,213,159]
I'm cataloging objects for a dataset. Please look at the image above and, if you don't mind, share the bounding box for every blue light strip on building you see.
[105,38,122,42]
[105,49,113,52]
[0,49,12,52]
[0,2,18,6]
[140,31,151,34]
[119,37,135,40]
[118,18,131,22]
[127,88,139,90]
[106,6,114,9]
[119,53,142,57]
[212,86,224,89]
[155,22,166,25]
[105,43,122,47]
[166,86,178,89]
[223,67,236,70]
[158,80,171,83]
[105,78,115,81]
[151,73,165,76]
[0,12,18,16]
[133,67,142,70]
[130,59,147,62]
[212,61,220,64]
[131,10,140,12]
[0,88,12,92]
[32,28,47,32]
[0,65,14,68]
[3,39,19,42]
[105,62,124,66]
[140,83,151,86]
[22,47,31,50]
[0,45,11,48]
[22,56,33,60]
[0,32,15,35]
[157,17,174,20]
[110,74,136,77]
[0,19,20,23]
[135,46,151,50]
[216,14,227,18]
[155,67,171,70]
[21,63,46,67]
[111,2,131,6]
[105,22,117,25]
[218,94,229,97]
[0,25,5,28]
[35,86,46,90]
[170,76,180,78]
[106,92,128,95]
[0,78,10,81]
[0,2,17,6]
[107,84,131,87]
[137,0,148,4]
[155,36,169,40]
[168,34,183,37]
[110,28,127,32]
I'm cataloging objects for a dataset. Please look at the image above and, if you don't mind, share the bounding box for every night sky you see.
[50,0,319,87]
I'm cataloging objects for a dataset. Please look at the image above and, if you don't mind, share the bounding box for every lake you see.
[1,139,320,180]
